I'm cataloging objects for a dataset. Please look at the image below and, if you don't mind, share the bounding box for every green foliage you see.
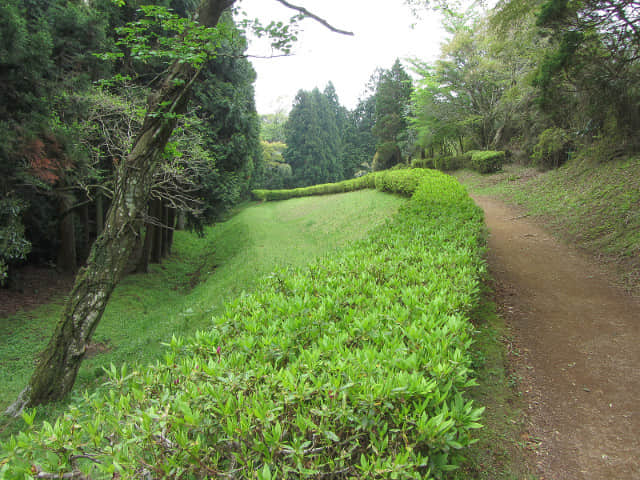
[1,169,486,478]
[466,150,505,174]
[252,174,377,202]
[434,155,467,172]
[0,0,53,118]
[412,157,435,169]
[185,12,262,223]
[102,5,230,67]
[0,198,31,286]
[260,112,288,143]
[284,86,345,187]
[371,59,413,165]
[0,191,401,419]
[342,96,377,178]
[372,59,413,144]
[411,151,504,174]
[532,128,570,169]
[258,142,292,190]
[372,142,403,171]
[533,0,640,141]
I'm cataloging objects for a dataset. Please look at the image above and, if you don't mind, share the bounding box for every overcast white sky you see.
[235,0,449,114]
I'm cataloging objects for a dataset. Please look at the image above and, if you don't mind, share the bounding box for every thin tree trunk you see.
[176,210,185,230]
[137,203,154,274]
[6,0,234,413]
[96,191,104,236]
[167,207,176,254]
[151,199,163,264]
[161,203,170,258]
[57,193,77,273]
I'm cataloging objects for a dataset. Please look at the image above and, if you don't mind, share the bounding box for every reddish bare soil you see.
[475,195,640,480]
[0,266,74,318]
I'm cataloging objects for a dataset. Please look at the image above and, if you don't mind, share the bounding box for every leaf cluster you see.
[99,5,232,68]
[2,169,486,479]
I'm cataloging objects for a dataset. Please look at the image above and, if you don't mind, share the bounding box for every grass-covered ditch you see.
[2,169,488,478]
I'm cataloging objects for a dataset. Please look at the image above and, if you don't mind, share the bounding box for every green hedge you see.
[434,156,467,172]
[465,150,505,174]
[2,169,486,479]
[252,174,377,202]
[411,157,435,169]
[412,151,505,174]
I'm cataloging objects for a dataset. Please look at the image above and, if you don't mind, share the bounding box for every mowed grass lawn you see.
[0,190,404,416]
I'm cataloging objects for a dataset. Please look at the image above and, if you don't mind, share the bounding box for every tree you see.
[342,94,377,177]
[260,110,288,143]
[7,0,352,414]
[189,11,262,223]
[284,85,345,186]
[7,0,234,414]
[371,59,413,169]
[534,0,640,148]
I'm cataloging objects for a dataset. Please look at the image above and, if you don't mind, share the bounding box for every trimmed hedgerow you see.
[465,150,505,174]
[1,169,486,479]
[252,174,377,202]
[411,152,505,174]
[411,157,435,169]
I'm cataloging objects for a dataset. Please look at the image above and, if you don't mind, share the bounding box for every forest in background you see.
[2,0,638,288]
[261,0,640,184]
[1,0,262,286]
[0,0,638,476]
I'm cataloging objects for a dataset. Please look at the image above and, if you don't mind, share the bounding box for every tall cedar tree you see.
[284,85,345,187]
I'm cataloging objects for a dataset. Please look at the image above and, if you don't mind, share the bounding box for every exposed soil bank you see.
[475,195,640,480]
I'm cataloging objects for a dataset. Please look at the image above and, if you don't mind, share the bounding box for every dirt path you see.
[474,195,640,480]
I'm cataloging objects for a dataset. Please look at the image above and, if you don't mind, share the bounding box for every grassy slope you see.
[0,190,404,417]
[456,156,640,292]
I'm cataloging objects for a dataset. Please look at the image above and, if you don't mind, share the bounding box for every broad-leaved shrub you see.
[2,169,486,479]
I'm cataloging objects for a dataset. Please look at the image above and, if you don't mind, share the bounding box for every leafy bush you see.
[252,174,377,202]
[0,198,31,286]
[434,155,467,172]
[2,169,486,479]
[411,157,435,169]
[372,142,402,171]
[465,151,505,174]
[532,128,570,169]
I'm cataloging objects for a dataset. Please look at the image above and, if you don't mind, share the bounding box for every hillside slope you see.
[456,156,640,294]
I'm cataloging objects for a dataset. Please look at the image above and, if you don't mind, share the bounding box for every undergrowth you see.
[2,169,487,479]
[0,191,402,424]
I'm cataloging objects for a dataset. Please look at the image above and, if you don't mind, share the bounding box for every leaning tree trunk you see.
[6,0,234,416]
[150,199,163,264]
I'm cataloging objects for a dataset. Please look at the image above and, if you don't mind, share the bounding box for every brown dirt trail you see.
[475,196,640,480]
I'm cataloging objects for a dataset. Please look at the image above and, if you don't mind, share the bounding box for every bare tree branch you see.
[273,0,354,36]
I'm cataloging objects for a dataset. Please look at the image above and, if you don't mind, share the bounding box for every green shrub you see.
[532,128,570,169]
[252,174,379,202]
[466,150,505,174]
[0,198,31,286]
[433,155,467,172]
[2,169,486,479]
[372,142,402,171]
[411,157,435,169]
